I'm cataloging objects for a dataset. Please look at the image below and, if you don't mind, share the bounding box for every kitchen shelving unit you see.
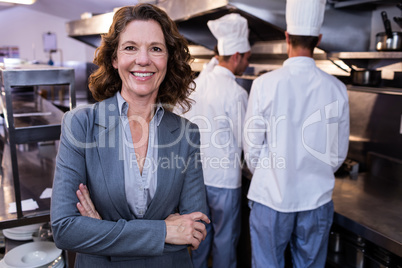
[0,65,76,229]
[327,51,402,69]
[327,51,402,94]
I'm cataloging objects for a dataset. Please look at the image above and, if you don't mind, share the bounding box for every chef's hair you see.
[287,34,320,55]
[218,52,247,63]
[89,3,195,112]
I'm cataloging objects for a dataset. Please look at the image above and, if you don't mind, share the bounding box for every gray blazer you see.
[51,94,207,267]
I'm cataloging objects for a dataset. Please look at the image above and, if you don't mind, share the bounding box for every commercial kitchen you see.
[0,0,401,267]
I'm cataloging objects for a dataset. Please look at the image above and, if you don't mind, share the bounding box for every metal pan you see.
[351,69,382,87]
[376,11,402,51]
[376,31,402,51]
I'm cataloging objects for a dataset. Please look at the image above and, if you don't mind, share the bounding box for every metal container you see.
[351,69,382,87]
[376,11,402,51]
[376,32,402,51]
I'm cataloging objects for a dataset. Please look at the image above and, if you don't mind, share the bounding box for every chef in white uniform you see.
[181,13,251,268]
[243,0,349,267]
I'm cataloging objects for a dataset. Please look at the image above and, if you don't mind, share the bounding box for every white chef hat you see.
[207,13,250,56]
[286,0,326,36]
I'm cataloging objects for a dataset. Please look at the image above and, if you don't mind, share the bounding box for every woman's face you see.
[113,19,168,102]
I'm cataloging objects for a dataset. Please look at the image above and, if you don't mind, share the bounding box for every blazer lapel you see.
[145,112,183,219]
[94,96,133,220]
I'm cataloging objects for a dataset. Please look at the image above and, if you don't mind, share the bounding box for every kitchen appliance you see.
[376,11,402,51]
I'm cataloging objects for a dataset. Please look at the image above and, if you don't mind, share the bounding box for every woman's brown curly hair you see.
[89,3,195,112]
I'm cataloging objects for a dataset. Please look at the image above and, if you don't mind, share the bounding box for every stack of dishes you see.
[0,241,63,268]
[2,224,43,241]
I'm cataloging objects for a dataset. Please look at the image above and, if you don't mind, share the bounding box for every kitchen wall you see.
[0,6,95,64]
[347,90,402,170]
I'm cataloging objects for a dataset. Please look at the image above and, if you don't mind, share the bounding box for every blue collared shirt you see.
[117,92,164,218]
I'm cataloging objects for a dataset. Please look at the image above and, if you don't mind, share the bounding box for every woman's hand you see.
[76,183,102,220]
[164,212,210,250]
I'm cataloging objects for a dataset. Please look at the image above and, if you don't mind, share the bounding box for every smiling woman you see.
[113,19,168,104]
[88,3,195,112]
[50,4,209,268]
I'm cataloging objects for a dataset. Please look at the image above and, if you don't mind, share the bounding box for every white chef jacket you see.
[198,57,219,80]
[182,65,248,189]
[244,57,349,212]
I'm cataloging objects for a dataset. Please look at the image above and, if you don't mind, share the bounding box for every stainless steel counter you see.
[333,172,402,257]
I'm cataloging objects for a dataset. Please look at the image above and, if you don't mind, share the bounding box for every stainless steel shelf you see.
[328,51,402,69]
[347,84,402,95]
[328,51,402,59]
[1,92,65,144]
[0,65,76,226]
[0,142,58,229]
[332,0,401,9]
[0,65,76,111]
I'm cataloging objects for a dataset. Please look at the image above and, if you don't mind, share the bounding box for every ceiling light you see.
[0,0,36,5]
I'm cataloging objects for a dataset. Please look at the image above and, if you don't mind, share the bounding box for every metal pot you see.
[376,31,402,51]
[351,69,382,87]
[376,11,402,51]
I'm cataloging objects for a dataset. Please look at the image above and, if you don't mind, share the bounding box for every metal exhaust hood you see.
[65,0,387,54]
[66,0,286,49]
